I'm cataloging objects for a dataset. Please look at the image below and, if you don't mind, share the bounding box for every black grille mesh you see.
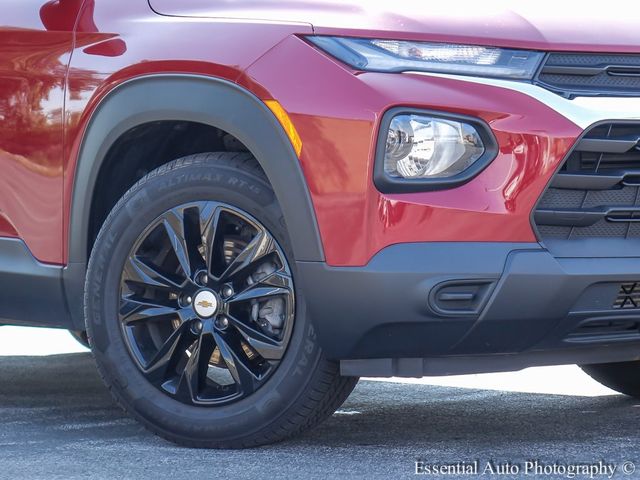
[537,53,640,97]
[535,123,640,241]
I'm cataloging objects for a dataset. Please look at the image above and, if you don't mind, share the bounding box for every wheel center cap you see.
[193,289,219,318]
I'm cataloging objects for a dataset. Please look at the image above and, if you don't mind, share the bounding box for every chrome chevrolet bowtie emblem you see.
[193,290,218,318]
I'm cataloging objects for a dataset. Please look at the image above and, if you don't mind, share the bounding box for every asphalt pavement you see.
[0,329,638,479]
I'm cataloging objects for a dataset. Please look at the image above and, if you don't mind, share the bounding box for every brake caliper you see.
[248,262,284,336]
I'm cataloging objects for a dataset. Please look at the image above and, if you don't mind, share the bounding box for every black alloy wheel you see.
[86,152,358,448]
[120,201,295,406]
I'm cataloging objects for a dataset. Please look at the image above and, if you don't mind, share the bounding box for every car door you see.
[0,0,82,264]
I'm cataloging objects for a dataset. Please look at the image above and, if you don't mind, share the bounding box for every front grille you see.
[534,122,640,241]
[536,53,640,97]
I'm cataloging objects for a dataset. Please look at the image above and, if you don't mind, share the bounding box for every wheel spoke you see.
[213,331,260,395]
[219,231,277,282]
[162,207,203,280]
[227,315,285,361]
[123,255,183,290]
[227,271,292,304]
[175,331,216,403]
[198,203,222,276]
[120,295,189,324]
[142,323,195,385]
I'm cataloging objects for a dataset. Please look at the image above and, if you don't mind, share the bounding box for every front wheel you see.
[85,152,358,448]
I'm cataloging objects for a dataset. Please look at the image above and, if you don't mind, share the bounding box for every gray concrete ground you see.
[0,329,637,479]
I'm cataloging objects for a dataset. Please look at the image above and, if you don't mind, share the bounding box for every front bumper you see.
[298,242,640,374]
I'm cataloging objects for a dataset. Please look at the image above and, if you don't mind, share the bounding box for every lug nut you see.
[216,316,229,329]
[222,285,234,298]
[192,319,203,333]
[199,272,209,285]
[184,296,192,305]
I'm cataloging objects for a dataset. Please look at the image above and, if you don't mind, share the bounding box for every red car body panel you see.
[243,36,582,265]
[0,0,631,267]
[0,0,79,263]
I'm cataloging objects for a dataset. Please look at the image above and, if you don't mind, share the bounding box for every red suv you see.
[3,1,640,447]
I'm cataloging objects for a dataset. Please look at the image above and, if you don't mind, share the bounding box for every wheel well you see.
[88,120,259,257]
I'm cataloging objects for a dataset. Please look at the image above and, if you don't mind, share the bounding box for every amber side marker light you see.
[265,100,303,157]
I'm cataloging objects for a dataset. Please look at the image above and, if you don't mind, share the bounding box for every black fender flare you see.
[64,74,325,326]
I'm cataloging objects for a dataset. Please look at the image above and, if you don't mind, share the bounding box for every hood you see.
[149,0,640,53]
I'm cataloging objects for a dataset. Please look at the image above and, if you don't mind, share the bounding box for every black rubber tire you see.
[85,152,358,448]
[581,361,640,398]
[69,330,91,349]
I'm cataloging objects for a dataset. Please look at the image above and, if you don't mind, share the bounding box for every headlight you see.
[385,115,484,179]
[374,110,497,193]
[307,36,544,80]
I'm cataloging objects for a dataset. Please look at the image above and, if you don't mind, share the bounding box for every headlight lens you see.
[384,114,484,179]
[307,36,544,80]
